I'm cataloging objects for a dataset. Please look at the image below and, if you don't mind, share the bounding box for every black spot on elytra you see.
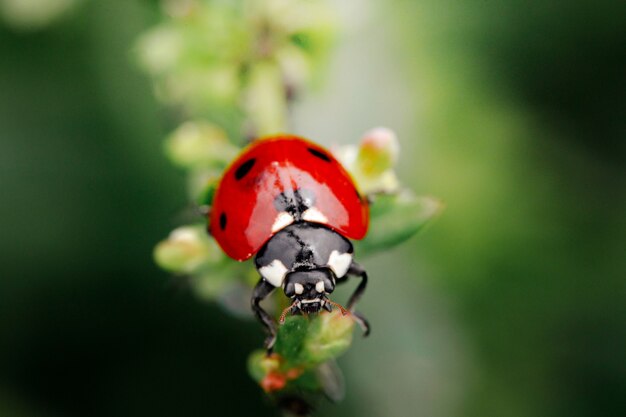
[219,212,227,230]
[234,158,256,180]
[307,148,331,162]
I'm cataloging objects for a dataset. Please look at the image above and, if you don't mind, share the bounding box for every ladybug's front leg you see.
[344,262,371,336]
[251,278,278,352]
[346,262,368,311]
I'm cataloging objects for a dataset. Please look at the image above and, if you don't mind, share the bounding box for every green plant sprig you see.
[137,0,441,409]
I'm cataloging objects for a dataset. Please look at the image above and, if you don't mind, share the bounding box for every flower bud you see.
[247,350,270,382]
[276,44,312,91]
[165,121,239,169]
[0,0,80,31]
[135,25,184,75]
[331,128,402,196]
[358,127,400,176]
[162,0,199,18]
[244,61,288,136]
[153,225,222,273]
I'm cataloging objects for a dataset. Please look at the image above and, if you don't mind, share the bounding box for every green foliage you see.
[138,0,440,408]
[135,0,336,127]
[276,312,354,367]
[355,193,443,256]
[248,311,354,396]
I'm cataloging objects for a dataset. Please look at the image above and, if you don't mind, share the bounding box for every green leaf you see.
[302,311,354,364]
[355,193,443,256]
[273,311,356,368]
[248,312,355,395]
[274,315,310,365]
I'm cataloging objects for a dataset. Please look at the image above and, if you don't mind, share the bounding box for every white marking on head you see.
[315,281,325,293]
[302,207,328,224]
[294,283,304,295]
[259,259,288,287]
[327,251,352,278]
[271,212,294,233]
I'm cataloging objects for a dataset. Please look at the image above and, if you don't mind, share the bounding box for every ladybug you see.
[209,135,370,350]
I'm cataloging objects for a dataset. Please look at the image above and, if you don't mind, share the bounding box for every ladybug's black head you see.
[283,268,335,314]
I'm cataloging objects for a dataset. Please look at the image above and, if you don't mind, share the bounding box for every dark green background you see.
[1,1,624,416]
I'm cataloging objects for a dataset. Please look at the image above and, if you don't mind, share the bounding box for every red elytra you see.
[209,135,369,261]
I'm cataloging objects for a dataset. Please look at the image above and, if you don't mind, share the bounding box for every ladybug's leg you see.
[346,262,368,311]
[251,278,278,352]
[343,262,371,336]
[351,311,371,337]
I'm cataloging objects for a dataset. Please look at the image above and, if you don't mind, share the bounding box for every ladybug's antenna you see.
[279,300,299,323]
[326,300,350,316]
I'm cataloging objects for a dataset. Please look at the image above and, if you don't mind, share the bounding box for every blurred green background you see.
[1,1,624,416]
